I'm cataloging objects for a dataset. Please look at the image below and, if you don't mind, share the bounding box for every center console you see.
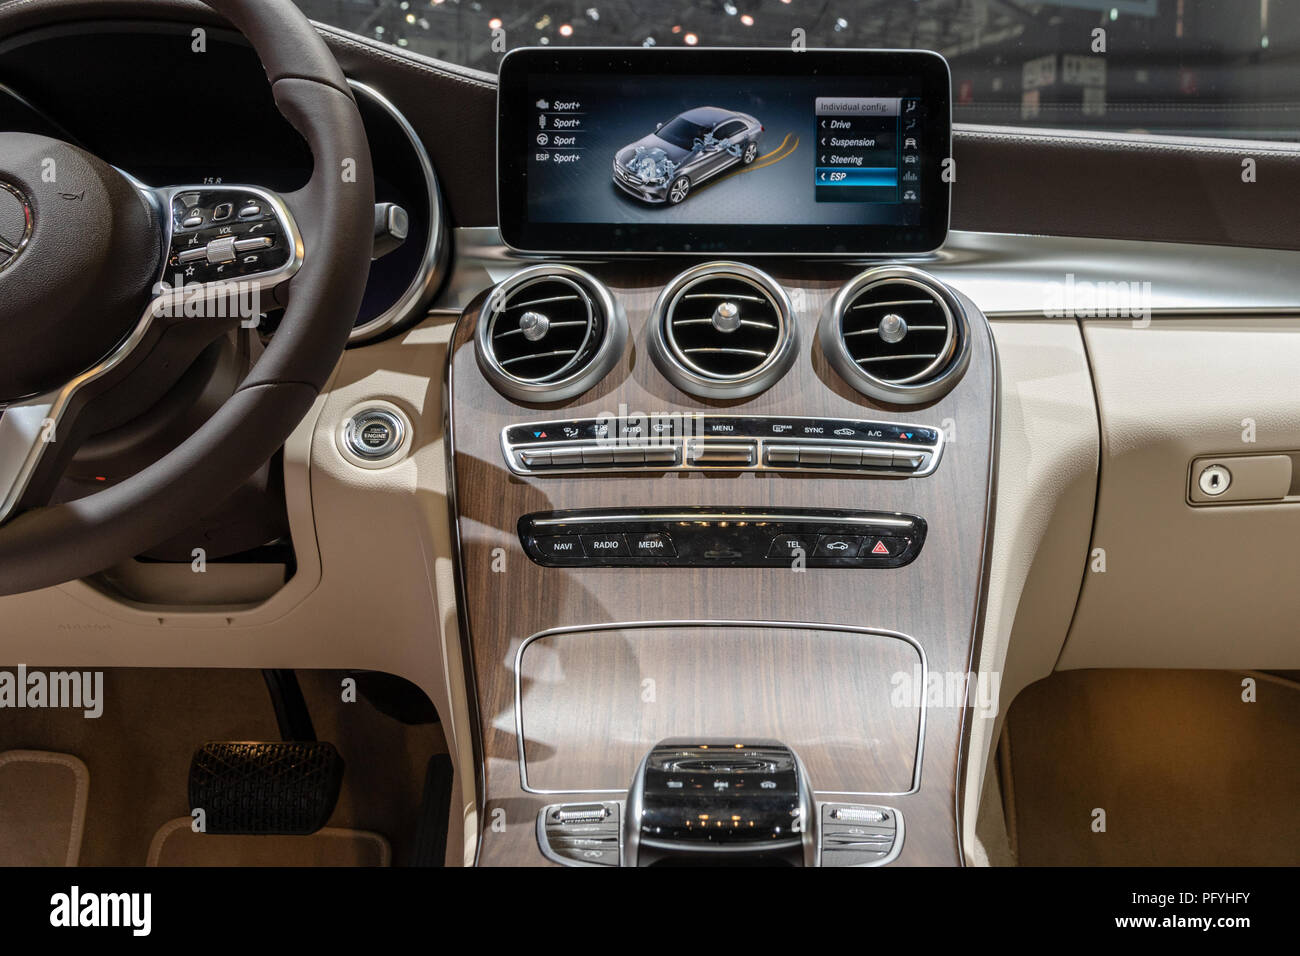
[446,47,995,866]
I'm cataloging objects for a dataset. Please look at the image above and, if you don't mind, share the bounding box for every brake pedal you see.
[188,741,344,835]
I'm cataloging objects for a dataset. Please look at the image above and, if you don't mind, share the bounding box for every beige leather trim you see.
[0,317,475,864]
[146,817,392,866]
[0,749,90,866]
[1060,317,1300,669]
[962,320,1099,864]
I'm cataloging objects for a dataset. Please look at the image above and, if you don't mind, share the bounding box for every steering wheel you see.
[0,0,374,595]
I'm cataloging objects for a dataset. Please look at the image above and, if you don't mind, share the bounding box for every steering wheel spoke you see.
[0,182,306,526]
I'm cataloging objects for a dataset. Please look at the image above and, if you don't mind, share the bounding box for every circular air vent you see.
[648,262,797,399]
[476,264,627,402]
[818,266,971,405]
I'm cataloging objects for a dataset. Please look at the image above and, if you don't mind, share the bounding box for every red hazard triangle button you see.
[871,540,891,555]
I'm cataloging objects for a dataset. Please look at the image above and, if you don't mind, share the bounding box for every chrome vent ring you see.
[818,266,971,405]
[649,262,797,399]
[476,264,627,402]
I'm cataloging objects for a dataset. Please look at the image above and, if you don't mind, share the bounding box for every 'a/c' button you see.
[580,534,629,558]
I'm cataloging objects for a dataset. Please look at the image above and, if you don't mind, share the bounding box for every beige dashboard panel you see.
[1061,318,1300,670]
[0,320,475,864]
[962,319,1098,863]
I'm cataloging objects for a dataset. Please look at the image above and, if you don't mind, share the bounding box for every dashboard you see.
[2,6,1300,872]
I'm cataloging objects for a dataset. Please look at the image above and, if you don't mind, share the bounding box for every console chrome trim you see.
[529,511,917,529]
[474,263,629,402]
[347,80,449,344]
[512,620,928,797]
[536,801,624,868]
[819,265,972,405]
[814,802,904,867]
[648,262,799,399]
[500,413,945,479]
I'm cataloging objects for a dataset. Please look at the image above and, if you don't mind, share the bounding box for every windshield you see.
[294,1,1299,142]
[655,116,708,149]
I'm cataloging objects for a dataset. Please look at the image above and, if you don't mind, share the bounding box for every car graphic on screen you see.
[612,106,763,204]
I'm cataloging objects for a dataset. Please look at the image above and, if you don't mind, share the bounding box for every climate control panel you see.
[502,415,943,478]
[519,507,926,569]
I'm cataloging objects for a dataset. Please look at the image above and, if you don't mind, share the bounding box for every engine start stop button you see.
[343,408,405,461]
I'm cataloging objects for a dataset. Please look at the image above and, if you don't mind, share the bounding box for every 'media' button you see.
[628,532,677,557]
[579,534,629,558]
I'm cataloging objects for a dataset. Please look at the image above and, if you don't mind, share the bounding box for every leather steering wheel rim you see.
[0,0,375,595]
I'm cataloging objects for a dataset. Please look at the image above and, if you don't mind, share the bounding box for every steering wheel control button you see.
[343,408,406,463]
[165,188,295,285]
[206,236,239,265]
[579,534,630,558]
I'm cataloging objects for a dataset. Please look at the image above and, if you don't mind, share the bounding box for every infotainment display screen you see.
[497,48,951,255]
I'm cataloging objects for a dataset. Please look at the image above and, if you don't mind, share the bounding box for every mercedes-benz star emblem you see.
[0,181,34,273]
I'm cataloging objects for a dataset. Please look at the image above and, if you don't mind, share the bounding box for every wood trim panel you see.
[446,260,997,866]
[517,624,923,795]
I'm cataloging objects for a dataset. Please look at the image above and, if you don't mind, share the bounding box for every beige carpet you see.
[0,750,89,866]
[147,818,389,866]
[0,669,445,866]
[1004,669,1300,866]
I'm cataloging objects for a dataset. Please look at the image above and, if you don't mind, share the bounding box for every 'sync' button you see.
[628,532,676,557]
[534,536,585,558]
[579,534,629,557]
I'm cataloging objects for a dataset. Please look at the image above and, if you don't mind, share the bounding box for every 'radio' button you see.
[580,534,629,558]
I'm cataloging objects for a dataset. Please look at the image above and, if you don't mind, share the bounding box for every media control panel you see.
[502,415,943,478]
[519,507,926,569]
